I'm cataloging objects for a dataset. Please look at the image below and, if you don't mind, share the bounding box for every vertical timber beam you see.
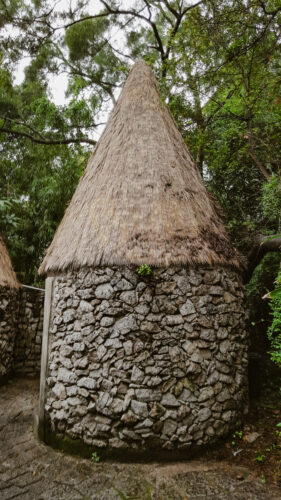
[38,276,54,441]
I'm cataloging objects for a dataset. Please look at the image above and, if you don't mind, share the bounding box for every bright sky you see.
[15,0,136,104]
[12,0,136,140]
[12,1,200,139]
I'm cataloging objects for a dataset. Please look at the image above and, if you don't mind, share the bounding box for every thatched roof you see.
[0,235,19,288]
[39,61,241,275]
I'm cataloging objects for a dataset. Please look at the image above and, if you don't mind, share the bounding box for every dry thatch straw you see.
[39,61,241,275]
[0,235,19,288]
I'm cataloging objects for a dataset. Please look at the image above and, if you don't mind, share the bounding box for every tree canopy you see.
[0,0,280,284]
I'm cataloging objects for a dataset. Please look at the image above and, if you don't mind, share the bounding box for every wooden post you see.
[38,276,54,440]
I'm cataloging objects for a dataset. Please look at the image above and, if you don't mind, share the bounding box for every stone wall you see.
[0,287,18,381]
[14,288,44,376]
[44,265,248,457]
[0,286,44,382]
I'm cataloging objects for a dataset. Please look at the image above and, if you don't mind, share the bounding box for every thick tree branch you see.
[257,0,281,16]
[246,119,271,180]
[245,234,281,283]
[0,127,96,146]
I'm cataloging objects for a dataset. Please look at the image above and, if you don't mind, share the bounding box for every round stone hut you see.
[0,234,19,383]
[38,61,248,458]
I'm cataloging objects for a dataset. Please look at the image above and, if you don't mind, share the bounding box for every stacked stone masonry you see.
[14,288,44,376]
[0,287,18,381]
[0,287,44,381]
[45,266,248,454]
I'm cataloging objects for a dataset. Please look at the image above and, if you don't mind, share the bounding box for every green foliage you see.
[0,139,88,284]
[91,451,100,463]
[0,0,280,287]
[0,198,20,229]
[255,451,265,462]
[231,429,243,446]
[262,176,281,227]
[246,253,280,323]
[267,271,281,367]
[136,265,152,277]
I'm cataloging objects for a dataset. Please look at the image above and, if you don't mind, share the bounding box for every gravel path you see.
[0,378,279,500]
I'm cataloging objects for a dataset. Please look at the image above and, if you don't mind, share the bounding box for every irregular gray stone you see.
[79,300,93,312]
[200,329,215,341]
[131,399,148,418]
[95,283,114,299]
[135,303,150,315]
[224,292,235,303]
[59,356,72,370]
[169,346,182,362]
[147,376,162,387]
[209,286,223,295]
[73,342,85,352]
[245,432,261,444]
[182,340,195,355]
[67,397,81,406]
[131,365,145,383]
[135,389,161,402]
[197,407,212,422]
[109,437,129,449]
[77,377,96,389]
[111,398,124,414]
[220,340,231,354]
[166,315,184,326]
[162,419,177,437]
[123,340,133,355]
[100,316,115,327]
[155,281,176,294]
[140,321,160,333]
[134,418,154,429]
[74,356,88,369]
[105,338,122,349]
[66,386,77,396]
[97,345,107,360]
[217,328,228,339]
[81,312,95,326]
[58,367,77,384]
[114,314,138,335]
[87,401,96,413]
[180,299,195,316]
[52,383,66,400]
[63,309,75,323]
[198,387,214,402]
[56,409,68,420]
[96,392,113,410]
[115,278,134,291]
[222,410,232,422]
[161,393,180,407]
[60,345,73,357]
[217,388,231,402]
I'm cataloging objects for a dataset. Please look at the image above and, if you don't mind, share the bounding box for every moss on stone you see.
[42,424,201,462]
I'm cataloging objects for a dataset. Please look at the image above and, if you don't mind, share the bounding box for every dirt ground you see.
[1,377,281,500]
[202,383,281,488]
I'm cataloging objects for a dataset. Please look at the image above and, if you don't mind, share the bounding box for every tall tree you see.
[0,1,280,283]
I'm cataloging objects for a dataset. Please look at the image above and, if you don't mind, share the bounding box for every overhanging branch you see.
[0,127,96,146]
[245,234,281,283]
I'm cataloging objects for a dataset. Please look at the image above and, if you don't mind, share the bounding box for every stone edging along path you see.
[0,378,280,500]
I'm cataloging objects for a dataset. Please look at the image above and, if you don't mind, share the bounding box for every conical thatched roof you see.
[39,61,241,275]
[0,235,19,288]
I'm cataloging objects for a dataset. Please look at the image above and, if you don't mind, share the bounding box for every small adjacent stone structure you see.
[14,288,44,376]
[0,234,44,382]
[39,61,248,458]
[0,235,19,382]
